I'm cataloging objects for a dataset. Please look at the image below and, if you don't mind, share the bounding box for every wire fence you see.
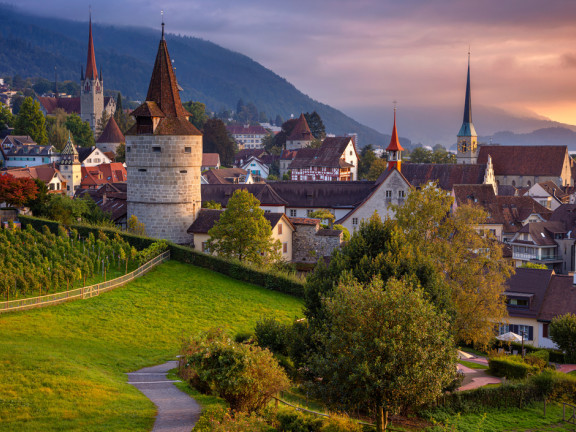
[0,250,170,313]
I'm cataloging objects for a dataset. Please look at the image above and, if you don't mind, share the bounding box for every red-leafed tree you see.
[0,174,38,207]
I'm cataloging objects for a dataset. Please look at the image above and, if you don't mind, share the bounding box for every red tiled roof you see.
[539,274,576,321]
[289,138,355,170]
[5,163,63,184]
[203,168,251,185]
[81,163,127,188]
[37,97,81,115]
[401,163,487,190]
[235,149,267,164]
[287,114,313,142]
[96,116,125,144]
[477,145,569,177]
[188,208,289,234]
[550,204,576,231]
[289,217,320,225]
[515,221,566,246]
[202,153,220,167]
[536,181,570,202]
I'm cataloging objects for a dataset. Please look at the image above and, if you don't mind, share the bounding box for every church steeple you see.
[85,13,98,81]
[386,106,404,172]
[456,51,478,165]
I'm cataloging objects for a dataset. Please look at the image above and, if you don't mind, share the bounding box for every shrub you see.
[234,331,254,343]
[255,317,291,356]
[488,356,539,379]
[550,313,576,363]
[182,328,290,413]
[203,407,272,432]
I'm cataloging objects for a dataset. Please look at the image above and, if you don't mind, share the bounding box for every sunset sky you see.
[10,0,576,143]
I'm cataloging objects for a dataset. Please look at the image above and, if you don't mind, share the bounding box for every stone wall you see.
[292,223,342,263]
[126,134,202,244]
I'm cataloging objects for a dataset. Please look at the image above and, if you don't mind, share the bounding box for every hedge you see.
[488,356,540,379]
[18,215,306,298]
[488,339,566,363]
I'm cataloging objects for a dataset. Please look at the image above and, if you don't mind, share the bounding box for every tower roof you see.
[386,109,404,152]
[97,116,125,144]
[85,14,98,81]
[287,114,313,141]
[61,133,78,156]
[458,53,477,137]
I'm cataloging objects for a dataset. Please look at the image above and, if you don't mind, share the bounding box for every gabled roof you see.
[203,168,252,185]
[81,163,127,187]
[505,268,554,319]
[289,137,355,170]
[515,221,566,246]
[539,274,576,321]
[37,96,81,115]
[202,153,221,167]
[535,181,570,202]
[497,184,518,196]
[491,196,551,232]
[61,134,78,156]
[235,149,268,164]
[96,116,125,144]
[477,145,568,177]
[85,15,98,80]
[1,135,35,146]
[289,217,320,226]
[4,163,64,184]
[549,203,576,230]
[453,184,496,206]
[400,163,487,190]
[4,144,57,157]
[287,114,313,142]
[187,208,291,234]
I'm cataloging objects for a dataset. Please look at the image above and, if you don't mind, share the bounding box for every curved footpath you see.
[127,360,202,432]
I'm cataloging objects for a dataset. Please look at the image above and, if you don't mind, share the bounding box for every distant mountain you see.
[479,127,576,148]
[0,4,395,148]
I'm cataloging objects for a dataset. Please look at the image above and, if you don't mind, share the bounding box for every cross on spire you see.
[161,10,165,40]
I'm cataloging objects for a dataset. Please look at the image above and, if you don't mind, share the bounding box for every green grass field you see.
[0,260,303,432]
[458,360,489,370]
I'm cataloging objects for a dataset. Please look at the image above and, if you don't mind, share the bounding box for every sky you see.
[9,0,576,143]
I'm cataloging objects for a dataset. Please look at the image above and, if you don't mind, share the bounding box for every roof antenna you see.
[161,10,165,40]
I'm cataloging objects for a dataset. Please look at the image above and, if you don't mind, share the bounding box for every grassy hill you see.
[0,4,393,147]
[0,260,303,431]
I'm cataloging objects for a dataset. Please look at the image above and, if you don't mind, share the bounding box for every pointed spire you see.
[161,10,165,41]
[144,31,191,118]
[85,11,98,80]
[287,113,313,141]
[61,132,79,164]
[386,106,404,152]
[458,51,477,138]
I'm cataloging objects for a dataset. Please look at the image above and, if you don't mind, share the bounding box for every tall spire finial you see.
[161,10,165,40]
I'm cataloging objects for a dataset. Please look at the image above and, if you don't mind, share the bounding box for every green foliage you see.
[358,145,377,179]
[207,189,281,266]
[183,100,208,130]
[127,214,147,236]
[366,158,387,180]
[519,262,548,270]
[549,313,576,362]
[202,200,222,209]
[114,92,129,132]
[13,96,48,144]
[309,277,456,431]
[255,317,291,356]
[64,113,95,147]
[203,118,236,166]
[182,328,291,413]
[332,224,350,242]
[45,108,69,150]
[408,146,456,164]
[137,240,168,265]
[308,209,334,227]
[488,356,540,379]
[0,101,13,132]
[95,109,110,138]
[304,111,326,140]
[0,224,138,300]
[38,193,111,226]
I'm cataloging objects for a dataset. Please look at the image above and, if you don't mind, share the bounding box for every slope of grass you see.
[459,360,489,370]
[0,260,303,432]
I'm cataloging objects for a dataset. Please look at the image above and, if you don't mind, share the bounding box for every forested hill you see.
[0,4,395,148]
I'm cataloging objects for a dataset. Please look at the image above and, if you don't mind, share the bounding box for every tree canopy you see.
[183,100,208,130]
[0,174,38,207]
[203,118,236,166]
[65,114,94,147]
[13,96,48,145]
[304,111,326,140]
[408,146,456,164]
[0,101,13,133]
[550,313,576,363]
[310,277,456,432]
[207,189,281,266]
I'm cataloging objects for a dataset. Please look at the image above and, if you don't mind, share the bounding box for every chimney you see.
[102,191,107,205]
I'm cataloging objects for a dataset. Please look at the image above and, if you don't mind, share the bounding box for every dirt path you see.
[128,360,202,432]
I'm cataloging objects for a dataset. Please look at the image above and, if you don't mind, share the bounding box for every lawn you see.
[0,260,303,432]
[459,360,489,370]
[427,402,576,432]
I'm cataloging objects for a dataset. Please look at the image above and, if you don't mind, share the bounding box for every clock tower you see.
[80,13,104,132]
[456,53,478,164]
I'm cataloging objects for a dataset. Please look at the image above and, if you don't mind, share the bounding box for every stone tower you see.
[125,25,203,244]
[456,53,478,165]
[60,133,82,197]
[386,107,404,172]
[80,14,104,132]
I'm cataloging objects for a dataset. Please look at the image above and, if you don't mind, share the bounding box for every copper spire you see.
[85,12,98,81]
[386,105,404,152]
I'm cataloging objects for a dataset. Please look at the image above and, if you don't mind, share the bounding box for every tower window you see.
[184,147,192,153]
[138,169,147,172]
[180,170,187,173]
[127,147,131,152]
[152,146,161,153]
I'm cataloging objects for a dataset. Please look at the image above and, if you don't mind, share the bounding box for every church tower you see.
[386,107,404,172]
[80,14,104,132]
[456,53,478,165]
[60,133,82,197]
[126,22,203,244]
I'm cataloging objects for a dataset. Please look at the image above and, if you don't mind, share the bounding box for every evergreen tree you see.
[65,114,94,147]
[114,93,128,132]
[203,118,236,166]
[183,101,208,130]
[0,102,13,132]
[274,114,283,127]
[95,110,110,139]
[45,108,68,150]
[304,111,326,140]
[13,97,48,145]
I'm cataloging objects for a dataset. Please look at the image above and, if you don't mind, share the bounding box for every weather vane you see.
[161,10,165,39]
[393,100,398,112]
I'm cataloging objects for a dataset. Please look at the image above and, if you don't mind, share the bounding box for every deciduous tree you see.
[0,101,13,132]
[203,118,236,166]
[207,189,281,266]
[65,114,95,147]
[13,97,48,145]
[550,313,576,362]
[310,277,456,432]
[304,111,326,140]
[183,100,208,130]
[0,174,38,207]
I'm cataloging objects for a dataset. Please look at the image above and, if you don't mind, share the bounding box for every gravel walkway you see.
[128,360,202,432]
